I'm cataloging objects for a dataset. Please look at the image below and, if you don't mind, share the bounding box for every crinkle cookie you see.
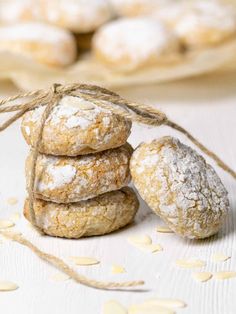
[0,22,77,67]
[21,95,132,156]
[158,1,236,48]
[26,144,132,203]
[39,0,113,33]
[92,17,181,72]
[130,137,229,239]
[24,187,139,238]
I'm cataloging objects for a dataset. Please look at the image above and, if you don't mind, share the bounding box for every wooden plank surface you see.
[0,71,235,314]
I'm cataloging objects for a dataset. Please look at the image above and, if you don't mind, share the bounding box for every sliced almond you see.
[214,271,236,280]
[0,281,18,291]
[111,265,126,274]
[129,303,174,314]
[175,259,206,268]
[70,256,100,266]
[128,235,152,246]
[0,220,15,229]
[51,273,70,282]
[156,226,174,233]
[7,197,18,206]
[103,300,127,314]
[10,212,21,222]
[142,298,186,309]
[192,272,213,282]
[212,253,231,262]
[135,243,163,253]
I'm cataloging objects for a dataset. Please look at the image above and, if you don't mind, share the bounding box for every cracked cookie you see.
[21,95,132,156]
[24,187,139,238]
[130,136,229,239]
[26,143,132,203]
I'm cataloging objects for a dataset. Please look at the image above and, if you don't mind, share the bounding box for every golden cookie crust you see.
[21,95,132,156]
[130,137,229,239]
[26,144,132,203]
[24,187,139,238]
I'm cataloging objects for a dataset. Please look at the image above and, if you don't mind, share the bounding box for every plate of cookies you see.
[0,0,236,90]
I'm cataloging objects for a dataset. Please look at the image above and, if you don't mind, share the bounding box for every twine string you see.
[0,230,144,290]
[0,82,235,290]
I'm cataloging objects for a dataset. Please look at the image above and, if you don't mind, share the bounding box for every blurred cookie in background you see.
[0,0,114,33]
[92,17,182,72]
[0,22,77,67]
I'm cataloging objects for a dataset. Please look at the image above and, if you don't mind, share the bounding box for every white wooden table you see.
[0,71,236,314]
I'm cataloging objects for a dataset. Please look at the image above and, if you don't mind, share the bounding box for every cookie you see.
[92,17,181,72]
[130,137,229,239]
[157,1,236,48]
[21,95,132,156]
[26,143,132,203]
[0,22,77,67]
[39,0,113,33]
[24,187,139,238]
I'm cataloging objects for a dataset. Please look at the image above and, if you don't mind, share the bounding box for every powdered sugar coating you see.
[24,187,139,238]
[174,1,236,47]
[21,95,131,156]
[93,17,181,71]
[130,137,229,239]
[26,143,132,203]
[0,22,76,66]
[40,0,113,32]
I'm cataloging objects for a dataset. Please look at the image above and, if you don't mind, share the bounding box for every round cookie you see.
[92,17,181,72]
[130,137,229,239]
[171,1,236,48]
[24,187,139,238]
[0,22,77,67]
[26,143,132,203]
[21,95,132,156]
[39,0,113,33]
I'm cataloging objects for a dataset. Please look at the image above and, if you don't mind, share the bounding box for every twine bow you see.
[0,82,235,290]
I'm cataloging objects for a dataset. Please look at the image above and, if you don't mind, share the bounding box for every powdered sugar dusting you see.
[38,163,76,191]
[94,17,179,68]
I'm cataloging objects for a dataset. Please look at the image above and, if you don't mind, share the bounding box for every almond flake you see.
[135,243,163,253]
[10,212,21,222]
[103,300,127,314]
[156,226,174,233]
[0,281,18,291]
[143,298,186,309]
[175,259,206,268]
[128,235,152,246]
[70,256,100,266]
[7,197,18,205]
[214,271,236,280]
[111,265,126,274]
[51,273,70,282]
[192,272,212,282]
[212,253,231,262]
[0,220,15,229]
[129,303,174,314]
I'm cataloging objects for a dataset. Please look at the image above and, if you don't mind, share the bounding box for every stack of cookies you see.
[21,94,139,238]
